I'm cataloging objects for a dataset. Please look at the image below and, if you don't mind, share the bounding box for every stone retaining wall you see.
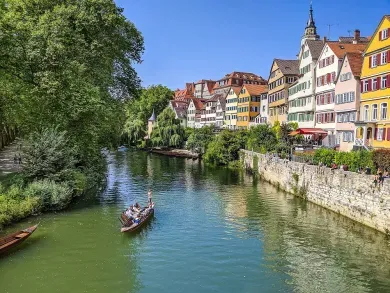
[241,150,390,234]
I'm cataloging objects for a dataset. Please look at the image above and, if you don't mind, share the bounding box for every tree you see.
[204,130,247,165]
[0,0,144,167]
[126,85,173,123]
[150,108,184,147]
[186,126,214,154]
[124,119,146,146]
[247,125,277,153]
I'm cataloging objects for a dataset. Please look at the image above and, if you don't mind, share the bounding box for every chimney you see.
[323,36,327,43]
[353,29,360,44]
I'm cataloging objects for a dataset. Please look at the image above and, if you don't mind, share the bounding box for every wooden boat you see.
[120,207,154,233]
[0,224,39,254]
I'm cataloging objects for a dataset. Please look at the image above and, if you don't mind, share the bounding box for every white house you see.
[187,98,205,128]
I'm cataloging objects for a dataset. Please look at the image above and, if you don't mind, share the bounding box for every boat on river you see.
[0,224,39,254]
[120,205,154,233]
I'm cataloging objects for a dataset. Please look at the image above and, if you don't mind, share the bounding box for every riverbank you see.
[241,149,390,235]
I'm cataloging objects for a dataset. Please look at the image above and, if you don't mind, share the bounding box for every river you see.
[1,150,390,293]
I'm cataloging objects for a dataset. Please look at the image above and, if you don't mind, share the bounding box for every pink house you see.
[334,52,364,151]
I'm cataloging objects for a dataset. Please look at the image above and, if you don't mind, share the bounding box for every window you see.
[382,52,388,64]
[381,103,387,120]
[382,76,387,89]
[377,128,384,141]
[381,29,389,40]
[342,131,354,142]
[364,80,369,92]
[364,105,369,121]
[373,78,378,90]
[372,104,378,120]
[372,55,377,67]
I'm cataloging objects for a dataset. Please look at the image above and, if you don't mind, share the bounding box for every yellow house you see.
[355,15,390,149]
[268,59,299,125]
[237,84,268,129]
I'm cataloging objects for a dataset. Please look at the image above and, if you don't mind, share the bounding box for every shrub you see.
[373,149,390,170]
[24,180,73,211]
[313,148,336,167]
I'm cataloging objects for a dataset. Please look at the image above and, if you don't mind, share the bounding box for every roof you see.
[195,79,215,84]
[326,42,366,59]
[174,87,195,101]
[274,59,300,75]
[231,86,242,96]
[189,98,205,111]
[174,107,187,119]
[346,52,364,77]
[206,81,216,94]
[219,71,267,84]
[306,39,325,59]
[217,96,226,110]
[148,110,156,121]
[208,93,224,102]
[243,84,268,95]
[339,36,370,43]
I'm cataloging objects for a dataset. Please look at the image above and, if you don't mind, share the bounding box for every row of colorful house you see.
[167,8,390,151]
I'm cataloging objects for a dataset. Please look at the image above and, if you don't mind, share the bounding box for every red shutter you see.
[375,128,378,140]
[387,128,390,141]
[387,50,390,63]
[387,75,390,88]
[378,53,382,66]
[377,77,381,90]
[368,79,372,91]
[379,31,382,41]
[384,128,387,141]
[369,56,372,68]
[361,81,364,92]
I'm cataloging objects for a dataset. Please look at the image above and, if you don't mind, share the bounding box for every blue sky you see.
[115,0,389,90]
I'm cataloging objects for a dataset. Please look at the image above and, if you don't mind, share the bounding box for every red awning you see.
[295,128,328,135]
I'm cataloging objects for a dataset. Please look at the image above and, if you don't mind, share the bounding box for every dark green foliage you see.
[372,149,390,170]
[151,108,185,147]
[186,126,214,154]
[247,125,277,153]
[313,148,336,167]
[204,130,247,165]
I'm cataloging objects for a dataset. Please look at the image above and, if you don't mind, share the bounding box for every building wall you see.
[288,41,316,128]
[237,87,261,129]
[187,101,197,128]
[224,89,238,129]
[335,56,361,151]
[242,150,390,234]
[360,17,390,149]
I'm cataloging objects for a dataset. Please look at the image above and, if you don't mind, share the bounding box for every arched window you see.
[372,104,378,121]
[364,105,369,121]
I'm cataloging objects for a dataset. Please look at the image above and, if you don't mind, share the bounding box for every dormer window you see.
[380,28,389,40]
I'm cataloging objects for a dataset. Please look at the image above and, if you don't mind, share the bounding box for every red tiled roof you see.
[231,86,242,96]
[189,98,205,110]
[326,42,366,59]
[243,84,268,95]
[346,52,364,77]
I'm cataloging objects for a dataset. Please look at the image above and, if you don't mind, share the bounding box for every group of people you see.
[374,168,388,186]
[123,189,154,226]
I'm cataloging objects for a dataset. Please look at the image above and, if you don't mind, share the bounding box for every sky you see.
[115,0,389,90]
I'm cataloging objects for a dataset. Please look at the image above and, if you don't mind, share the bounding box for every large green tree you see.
[247,124,277,153]
[150,108,184,147]
[126,85,173,122]
[0,0,144,165]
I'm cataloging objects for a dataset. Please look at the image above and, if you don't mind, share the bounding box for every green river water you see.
[1,150,390,293]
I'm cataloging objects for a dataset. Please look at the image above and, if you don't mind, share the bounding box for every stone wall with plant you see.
[241,150,390,235]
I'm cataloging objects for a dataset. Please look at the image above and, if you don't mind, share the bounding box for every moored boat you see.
[0,224,39,254]
[120,206,154,233]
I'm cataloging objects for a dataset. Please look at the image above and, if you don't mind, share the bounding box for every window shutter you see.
[379,31,382,41]
[368,79,372,91]
[369,56,372,68]
[387,50,390,63]
[361,81,364,92]
[375,128,378,140]
[377,53,382,65]
[387,75,390,88]
[377,76,381,89]
[384,128,387,141]
[387,128,390,141]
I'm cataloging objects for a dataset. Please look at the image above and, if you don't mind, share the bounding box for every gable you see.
[365,16,390,54]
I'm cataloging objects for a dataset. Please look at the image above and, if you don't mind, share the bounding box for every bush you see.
[313,148,336,167]
[24,180,73,211]
[373,149,390,170]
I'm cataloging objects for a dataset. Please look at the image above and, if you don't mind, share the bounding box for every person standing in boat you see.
[148,189,152,207]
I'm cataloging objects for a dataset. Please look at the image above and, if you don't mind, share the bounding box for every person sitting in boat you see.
[133,203,141,212]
